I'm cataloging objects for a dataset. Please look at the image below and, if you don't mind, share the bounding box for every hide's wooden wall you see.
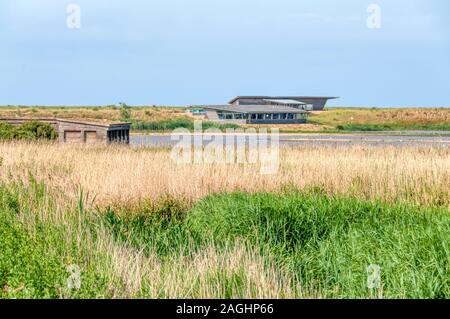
[57,121,109,144]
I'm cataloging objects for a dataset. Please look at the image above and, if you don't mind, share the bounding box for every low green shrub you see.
[336,124,394,131]
[0,123,16,139]
[119,103,132,121]
[0,121,57,140]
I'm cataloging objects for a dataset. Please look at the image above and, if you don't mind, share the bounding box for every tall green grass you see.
[131,119,240,131]
[104,191,450,298]
[1,180,448,298]
[186,192,449,298]
[0,180,108,298]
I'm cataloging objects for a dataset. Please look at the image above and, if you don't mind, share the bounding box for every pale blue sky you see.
[1,0,449,107]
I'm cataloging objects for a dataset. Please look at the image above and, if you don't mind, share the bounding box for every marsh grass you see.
[0,142,449,298]
[185,192,449,298]
[0,142,448,209]
[0,179,448,298]
[0,179,307,298]
[312,108,450,131]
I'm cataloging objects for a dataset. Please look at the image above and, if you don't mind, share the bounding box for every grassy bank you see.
[334,123,450,132]
[311,108,450,132]
[1,180,448,298]
[0,105,189,123]
[1,106,449,132]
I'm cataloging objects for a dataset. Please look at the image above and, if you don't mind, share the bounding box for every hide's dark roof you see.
[0,117,131,128]
[57,118,131,128]
[229,96,339,104]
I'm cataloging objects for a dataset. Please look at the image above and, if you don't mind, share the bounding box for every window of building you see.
[273,114,280,120]
[257,114,263,120]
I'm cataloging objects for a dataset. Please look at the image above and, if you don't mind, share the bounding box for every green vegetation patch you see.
[131,119,240,132]
[0,182,108,298]
[1,177,448,298]
[0,121,57,140]
[0,204,67,298]
[187,192,450,298]
[106,191,450,299]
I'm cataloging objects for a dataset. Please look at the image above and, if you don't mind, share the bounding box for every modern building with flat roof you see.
[196,95,338,124]
[202,105,308,124]
[229,96,338,111]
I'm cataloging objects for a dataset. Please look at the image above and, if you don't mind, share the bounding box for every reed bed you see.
[0,141,448,209]
[0,141,449,299]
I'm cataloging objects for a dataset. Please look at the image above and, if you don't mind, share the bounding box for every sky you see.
[0,0,449,107]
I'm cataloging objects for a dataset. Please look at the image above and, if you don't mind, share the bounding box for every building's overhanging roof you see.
[57,118,131,128]
[264,99,307,105]
[0,117,131,128]
[201,105,308,114]
[0,117,59,123]
[229,96,339,104]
